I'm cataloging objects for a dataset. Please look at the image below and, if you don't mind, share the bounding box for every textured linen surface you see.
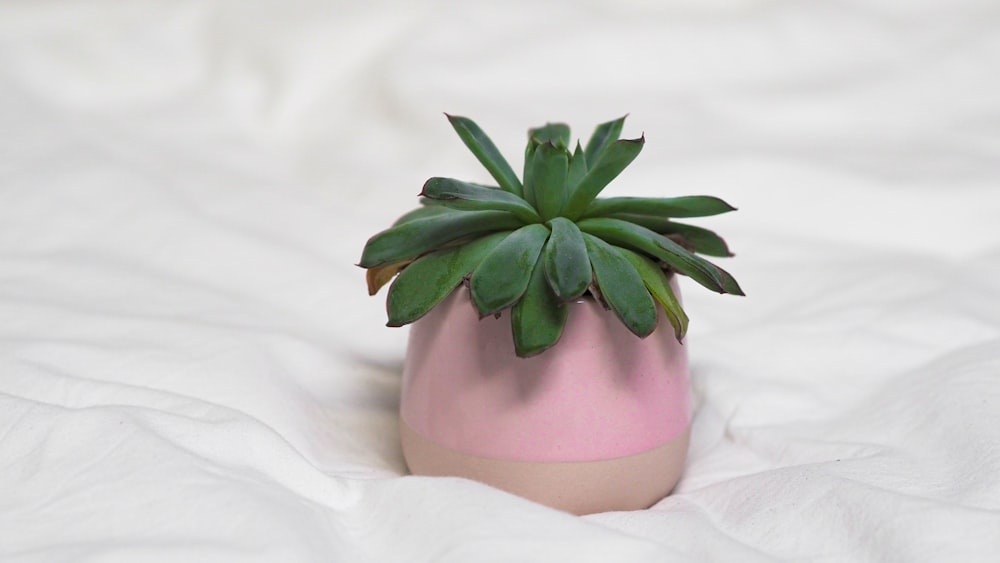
[2,1,999,561]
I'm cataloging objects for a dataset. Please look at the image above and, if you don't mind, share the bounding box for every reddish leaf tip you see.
[418,177,433,197]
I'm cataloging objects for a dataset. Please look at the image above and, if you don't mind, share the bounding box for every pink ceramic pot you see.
[399,284,691,515]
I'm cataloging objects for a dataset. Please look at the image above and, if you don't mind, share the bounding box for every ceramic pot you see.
[399,283,691,515]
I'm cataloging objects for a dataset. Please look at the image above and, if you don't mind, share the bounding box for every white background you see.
[2,1,999,561]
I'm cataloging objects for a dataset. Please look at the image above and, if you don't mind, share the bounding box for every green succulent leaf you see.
[578,217,744,296]
[616,247,689,340]
[607,214,734,257]
[421,177,541,223]
[529,122,571,149]
[523,141,537,208]
[583,233,658,338]
[531,143,569,221]
[562,136,645,220]
[512,254,569,357]
[567,142,587,193]
[391,204,457,226]
[386,231,510,327]
[583,195,736,219]
[446,114,523,197]
[584,115,626,166]
[360,210,524,268]
[542,217,592,301]
[470,223,551,315]
[717,265,744,295]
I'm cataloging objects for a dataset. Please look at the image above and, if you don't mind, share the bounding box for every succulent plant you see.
[359,114,743,357]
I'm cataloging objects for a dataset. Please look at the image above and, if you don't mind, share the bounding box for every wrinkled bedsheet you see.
[2,1,999,561]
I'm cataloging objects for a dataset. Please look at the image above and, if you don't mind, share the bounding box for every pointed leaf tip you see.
[563,136,645,219]
[528,122,571,149]
[446,114,524,197]
[583,115,628,166]
[577,217,740,295]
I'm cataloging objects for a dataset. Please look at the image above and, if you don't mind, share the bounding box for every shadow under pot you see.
[399,283,691,515]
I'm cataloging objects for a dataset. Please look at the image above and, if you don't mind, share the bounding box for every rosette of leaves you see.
[359,114,743,357]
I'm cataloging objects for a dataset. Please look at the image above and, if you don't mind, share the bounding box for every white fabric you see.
[2,1,999,561]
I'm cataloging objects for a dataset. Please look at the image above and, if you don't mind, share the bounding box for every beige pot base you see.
[400,419,690,515]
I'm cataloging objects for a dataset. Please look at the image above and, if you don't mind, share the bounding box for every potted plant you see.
[359,114,742,514]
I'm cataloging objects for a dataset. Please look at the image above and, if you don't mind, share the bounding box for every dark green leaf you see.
[584,115,626,166]
[528,122,570,149]
[360,210,524,268]
[512,254,569,357]
[583,234,658,338]
[542,217,591,301]
[583,195,736,219]
[446,114,523,197]
[386,232,510,326]
[522,141,538,208]
[607,214,734,257]
[470,223,551,315]
[531,143,569,221]
[421,177,540,223]
[578,217,744,296]
[391,204,457,226]
[616,247,689,340]
[562,137,645,220]
[567,142,587,193]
